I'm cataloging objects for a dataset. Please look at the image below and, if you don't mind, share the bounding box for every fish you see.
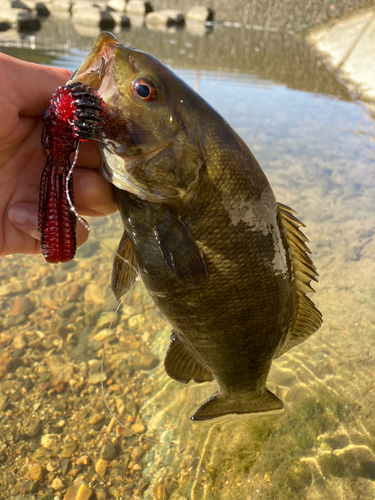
[69,31,322,421]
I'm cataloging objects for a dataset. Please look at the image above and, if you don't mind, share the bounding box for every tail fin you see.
[191,389,284,421]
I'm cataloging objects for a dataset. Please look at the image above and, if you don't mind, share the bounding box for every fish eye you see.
[132,78,157,101]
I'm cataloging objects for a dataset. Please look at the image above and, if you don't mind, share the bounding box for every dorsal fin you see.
[276,203,322,357]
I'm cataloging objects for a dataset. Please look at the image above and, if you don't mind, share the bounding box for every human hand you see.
[0,52,117,257]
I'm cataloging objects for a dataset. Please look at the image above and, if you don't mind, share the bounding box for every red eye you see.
[132,78,157,101]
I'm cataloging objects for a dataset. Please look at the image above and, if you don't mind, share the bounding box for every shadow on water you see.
[0,15,375,500]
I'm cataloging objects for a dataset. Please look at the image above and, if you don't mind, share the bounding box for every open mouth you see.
[68,32,118,92]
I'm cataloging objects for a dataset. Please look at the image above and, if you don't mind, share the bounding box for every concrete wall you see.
[152,0,374,32]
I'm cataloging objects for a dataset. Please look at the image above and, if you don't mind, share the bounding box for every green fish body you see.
[70,32,322,421]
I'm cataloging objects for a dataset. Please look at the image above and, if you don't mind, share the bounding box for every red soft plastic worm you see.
[39,83,104,263]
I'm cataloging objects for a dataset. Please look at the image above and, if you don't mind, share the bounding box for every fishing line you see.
[99,301,188,448]
[66,144,189,451]
[65,144,140,279]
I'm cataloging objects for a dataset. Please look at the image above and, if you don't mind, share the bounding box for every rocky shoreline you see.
[1,1,213,34]
[1,0,374,35]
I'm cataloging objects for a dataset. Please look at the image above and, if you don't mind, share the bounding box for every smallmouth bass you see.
[70,32,322,421]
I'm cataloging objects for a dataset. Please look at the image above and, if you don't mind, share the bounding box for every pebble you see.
[24,464,46,482]
[95,311,119,331]
[88,359,101,373]
[46,460,60,472]
[64,484,93,500]
[0,281,30,297]
[41,433,60,450]
[84,307,102,326]
[133,353,159,370]
[0,353,21,379]
[87,373,105,385]
[84,283,106,305]
[2,314,26,328]
[0,394,7,412]
[61,441,77,458]
[45,356,74,383]
[61,458,71,475]
[42,338,54,350]
[121,305,137,319]
[100,442,118,461]
[131,447,145,461]
[88,413,104,425]
[76,456,90,466]
[95,488,108,500]
[57,302,77,318]
[130,422,147,435]
[11,296,34,315]
[52,477,64,490]
[153,483,168,500]
[95,458,108,476]
[93,329,110,342]
[25,418,43,438]
[128,314,146,330]
[185,457,200,468]
[12,334,27,350]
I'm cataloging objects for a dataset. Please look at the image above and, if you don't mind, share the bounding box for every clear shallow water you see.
[0,23,375,500]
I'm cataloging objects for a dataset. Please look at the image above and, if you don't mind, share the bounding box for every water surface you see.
[0,20,374,500]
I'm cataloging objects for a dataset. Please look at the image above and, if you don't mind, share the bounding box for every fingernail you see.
[8,205,29,225]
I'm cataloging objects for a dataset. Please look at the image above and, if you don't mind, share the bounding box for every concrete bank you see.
[151,0,374,32]
[308,6,375,104]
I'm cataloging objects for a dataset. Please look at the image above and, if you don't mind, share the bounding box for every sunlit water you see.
[0,21,374,500]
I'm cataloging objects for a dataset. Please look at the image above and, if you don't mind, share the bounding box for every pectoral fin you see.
[164,331,214,384]
[111,231,139,300]
[191,389,284,421]
[154,211,208,286]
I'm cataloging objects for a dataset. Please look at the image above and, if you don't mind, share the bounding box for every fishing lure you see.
[39,82,104,263]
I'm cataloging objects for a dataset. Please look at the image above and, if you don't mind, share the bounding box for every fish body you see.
[70,32,322,421]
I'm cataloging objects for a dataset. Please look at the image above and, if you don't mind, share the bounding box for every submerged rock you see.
[64,484,93,500]
[11,296,34,316]
[24,464,46,482]
[0,281,30,297]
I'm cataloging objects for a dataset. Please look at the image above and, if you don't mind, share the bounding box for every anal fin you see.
[164,331,214,384]
[111,231,139,300]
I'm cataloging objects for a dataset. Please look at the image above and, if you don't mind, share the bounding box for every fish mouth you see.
[69,32,185,202]
[68,32,119,92]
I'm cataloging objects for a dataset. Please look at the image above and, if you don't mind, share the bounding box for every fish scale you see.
[69,31,322,421]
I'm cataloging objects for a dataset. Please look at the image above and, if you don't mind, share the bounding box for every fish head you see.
[69,32,205,203]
